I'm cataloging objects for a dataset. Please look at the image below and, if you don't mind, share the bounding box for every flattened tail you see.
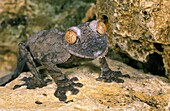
[0,69,21,86]
[0,73,14,86]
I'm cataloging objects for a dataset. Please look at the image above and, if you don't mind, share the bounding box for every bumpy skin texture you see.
[0,20,128,101]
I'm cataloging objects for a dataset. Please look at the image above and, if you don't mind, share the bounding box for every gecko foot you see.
[96,70,130,83]
[54,77,83,101]
[13,76,47,89]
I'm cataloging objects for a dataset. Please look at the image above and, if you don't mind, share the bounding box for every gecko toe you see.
[55,87,67,101]
[71,88,79,95]
[97,70,129,83]
[70,77,79,81]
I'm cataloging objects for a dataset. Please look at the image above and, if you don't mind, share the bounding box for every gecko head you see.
[63,20,108,59]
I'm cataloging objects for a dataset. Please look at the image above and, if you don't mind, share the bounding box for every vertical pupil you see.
[70,33,73,42]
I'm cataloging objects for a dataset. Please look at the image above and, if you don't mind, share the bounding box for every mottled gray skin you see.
[0,20,128,101]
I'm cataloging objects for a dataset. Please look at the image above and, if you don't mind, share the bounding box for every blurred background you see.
[0,0,96,78]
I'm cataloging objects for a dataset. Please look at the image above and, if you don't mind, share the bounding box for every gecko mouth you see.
[93,50,103,57]
[80,35,108,58]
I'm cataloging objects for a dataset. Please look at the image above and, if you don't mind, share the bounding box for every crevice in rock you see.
[107,48,144,69]
[107,48,166,77]
[153,43,164,52]
[102,15,108,24]
[144,52,165,76]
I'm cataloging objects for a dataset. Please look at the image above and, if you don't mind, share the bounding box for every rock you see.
[0,58,170,110]
[95,0,170,79]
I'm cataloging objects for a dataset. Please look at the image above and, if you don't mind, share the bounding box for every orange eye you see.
[65,30,77,44]
[97,21,107,35]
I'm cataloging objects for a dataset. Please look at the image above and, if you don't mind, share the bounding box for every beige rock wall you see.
[96,0,170,79]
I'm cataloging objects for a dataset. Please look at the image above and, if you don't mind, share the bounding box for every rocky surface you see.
[95,0,170,79]
[0,58,170,111]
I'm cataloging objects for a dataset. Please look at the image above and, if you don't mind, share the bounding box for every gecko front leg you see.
[41,61,83,101]
[96,57,130,83]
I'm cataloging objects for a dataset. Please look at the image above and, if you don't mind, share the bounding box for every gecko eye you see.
[65,30,77,44]
[97,21,107,35]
